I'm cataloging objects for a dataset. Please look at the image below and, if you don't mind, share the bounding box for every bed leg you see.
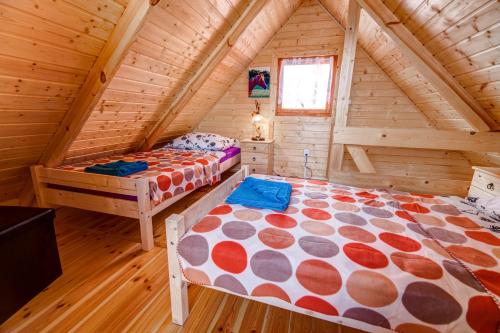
[139,215,154,251]
[137,178,154,251]
[166,214,189,325]
[241,164,249,177]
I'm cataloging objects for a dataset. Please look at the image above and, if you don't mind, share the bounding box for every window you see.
[276,55,336,116]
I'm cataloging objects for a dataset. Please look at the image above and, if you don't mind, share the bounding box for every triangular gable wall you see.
[197,0,473,188]
[62,0,302,164]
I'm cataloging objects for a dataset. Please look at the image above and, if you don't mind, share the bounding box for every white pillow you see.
[465,196,500,232]
[474,196,500,221]
[165,132,238,151]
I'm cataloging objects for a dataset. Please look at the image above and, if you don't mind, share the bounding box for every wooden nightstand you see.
[469,166,500,198]
[241,139,274,175]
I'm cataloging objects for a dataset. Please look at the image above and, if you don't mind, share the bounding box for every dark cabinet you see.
[0,207,62,324]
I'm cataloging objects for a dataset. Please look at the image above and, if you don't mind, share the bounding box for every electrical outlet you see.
[304,149,310,157]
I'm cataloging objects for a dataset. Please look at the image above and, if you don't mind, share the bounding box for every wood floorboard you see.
[1,168,362,333]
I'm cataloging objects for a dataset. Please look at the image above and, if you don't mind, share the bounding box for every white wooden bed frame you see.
[165,165,390,333]
[30,152,240,251]
[30,164,198,251]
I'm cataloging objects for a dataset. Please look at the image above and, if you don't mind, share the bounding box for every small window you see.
[276,55,336,116]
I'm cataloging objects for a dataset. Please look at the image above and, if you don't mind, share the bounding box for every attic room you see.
[0,0,499,331]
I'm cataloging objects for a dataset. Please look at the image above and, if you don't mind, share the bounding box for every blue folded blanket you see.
[84,160,148,177]
[226,177,292,211]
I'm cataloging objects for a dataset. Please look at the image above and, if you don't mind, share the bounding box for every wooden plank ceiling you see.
[320,0,500,131]
[0,0,499,202]
[0,0,128,202]
[66,0,302,163]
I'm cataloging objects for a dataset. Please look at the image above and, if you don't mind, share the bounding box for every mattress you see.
[220,147,241,173]
[177,174,500,333]
[220,147,241,163]
[58,148,224,206]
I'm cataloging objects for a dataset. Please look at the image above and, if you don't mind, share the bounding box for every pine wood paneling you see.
[198,0,452,181]
[0,0,127,202]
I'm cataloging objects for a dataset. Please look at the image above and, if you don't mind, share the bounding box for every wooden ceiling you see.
[320,0,499,130]
[0,0,499,202]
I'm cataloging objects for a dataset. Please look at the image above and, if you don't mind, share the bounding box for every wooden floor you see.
[1,172,363,333]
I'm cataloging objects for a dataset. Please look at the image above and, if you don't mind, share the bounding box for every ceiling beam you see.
[346,145,376,173]
[326,0,361,178]
[334,127,500,152]
[19,0,157,206]
[139,0,269,151]
[38,0,157,167]
[355,0,497,132]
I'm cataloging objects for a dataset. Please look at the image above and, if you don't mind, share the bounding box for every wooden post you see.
[166,214,189,325]
[30,165,48,207]
[327,0,361,179]
[136,178,154,251]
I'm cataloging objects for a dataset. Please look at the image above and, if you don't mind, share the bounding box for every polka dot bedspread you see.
[58,148,223,206]
[177,174,500,333]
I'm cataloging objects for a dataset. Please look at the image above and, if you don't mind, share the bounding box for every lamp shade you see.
[252,113,264,124]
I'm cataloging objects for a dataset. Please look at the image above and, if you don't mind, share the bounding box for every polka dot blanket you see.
[177,174,500,333]
[58,148,223,206]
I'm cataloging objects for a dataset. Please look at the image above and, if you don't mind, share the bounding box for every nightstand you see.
[241,139,274,175]
[469,166,500,198]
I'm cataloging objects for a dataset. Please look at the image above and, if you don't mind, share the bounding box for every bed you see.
[30,146,240,251]
[165,166,500,332]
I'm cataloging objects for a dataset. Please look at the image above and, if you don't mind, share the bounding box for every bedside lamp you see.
[251,100,265,141]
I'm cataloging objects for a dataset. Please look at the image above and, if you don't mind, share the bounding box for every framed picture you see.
[248,67,270,98]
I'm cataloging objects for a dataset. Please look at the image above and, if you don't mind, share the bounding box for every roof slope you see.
[0,0,127,201]
[65,0,302,163]
[320,0,500,130]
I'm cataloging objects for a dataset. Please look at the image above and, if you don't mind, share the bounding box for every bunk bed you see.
[30,147,240,251]
[165,166,499,333]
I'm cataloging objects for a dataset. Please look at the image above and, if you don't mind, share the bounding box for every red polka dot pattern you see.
[380,232,422,252]
[343,243,389,268]
[59,147,222,207]
[295,296,338,316]
[174,174,500,333]
[302,208,332,221]
[265,214,297,228]
[212,241,247,274]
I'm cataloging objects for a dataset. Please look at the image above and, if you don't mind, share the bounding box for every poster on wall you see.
[248,67,270,98]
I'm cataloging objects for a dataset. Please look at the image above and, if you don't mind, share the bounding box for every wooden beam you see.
[346,145,375,173]
[355,0,497,132]
[327,0,361,178]
[334,127,500,152]
[39,0,156,167]
[139,0,269,151]
[329,171,470,196]
[19,0,156,206]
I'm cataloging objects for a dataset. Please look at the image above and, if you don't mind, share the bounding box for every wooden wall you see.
[64,0,248,163]
[63,0,302,164]
[320,0,500,167]
[197,0,474,187]
[1,0,498,201]
[0,0,127,202]
[162,0,303,141]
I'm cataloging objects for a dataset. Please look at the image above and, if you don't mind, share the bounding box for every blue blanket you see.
[226,177,292,211]
[84,160,148,177]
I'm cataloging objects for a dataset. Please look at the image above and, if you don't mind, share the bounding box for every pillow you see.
[469,196,500,221]
[165,132,238,151]
[465,196,500,232]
